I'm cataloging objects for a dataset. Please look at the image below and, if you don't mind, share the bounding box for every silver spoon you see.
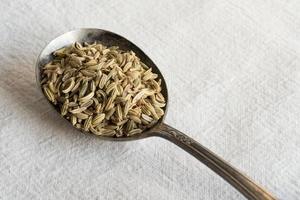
[36,28,276,200]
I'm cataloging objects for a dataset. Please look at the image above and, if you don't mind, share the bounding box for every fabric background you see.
[1,0,300,199]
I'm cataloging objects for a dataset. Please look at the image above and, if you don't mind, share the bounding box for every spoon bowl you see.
[36,28,168,141]
[36,28,276,199]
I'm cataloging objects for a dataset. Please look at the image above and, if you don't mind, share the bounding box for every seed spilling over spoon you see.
[40,42,166,137]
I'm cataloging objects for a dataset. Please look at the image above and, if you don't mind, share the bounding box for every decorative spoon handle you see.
[151,123,276,200]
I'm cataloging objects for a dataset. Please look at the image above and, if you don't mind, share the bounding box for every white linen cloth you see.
[0,0,300,199]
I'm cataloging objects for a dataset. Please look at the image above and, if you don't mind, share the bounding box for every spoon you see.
[36,28,276,200]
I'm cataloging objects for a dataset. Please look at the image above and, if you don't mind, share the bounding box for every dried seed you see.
[123,100,131,116]
[141,114,153,122]
[104,125,118,130]
[48,81,56,93]
[74,42,83,49]
[156,92,165,103]
[132,90,145,103]
[127,128,143,136]
[62,72,72,82]
[61,100,69,116]
[95,103,102,113]
[99,74,108,89]
[128,108,140,117]
[116,84,123,95]
[83,109,93,116]
[144,101,159,120]
[125,120,135,132]
[90,80,96,92]
[71,79,81,92]
[102,49,110,55]
[96,89,107,101]
[43,63,60,70]
[155,107,164,117]
[73,94,78,103]
[95,74,102,86]
[115,97,127,104]
[116,104,123,121]
[104,96,115,111]
[75,112,89,120]
[153,101,166,108]
[62,78,75,93]
[80,100,93,108]
[43,86,55,103]
[70,55,83,65]
[84,59,98,66]
[86,63,100,71]
[71,115,77,125]
[105,107,116,119]
[75,123,82,129]
[81,69,96,77]
[108,68,118,80]
[115,119,128,126]
[51,73,58,83]
[83,116,92,131]
[92,97,99,105]
[105,82,116,94]
[150,80,161,92]
[94,51,100,59]
[129,114,142,124]
[127,71,140,80]
[79,91,94,103]
[90,47,97,54]
[92,113,105,125]
[104,59,115,68]
[69,106,87,114]
[143,73,158,81]
[141,119,150,125]
[79,80,88,97]
[68,102,78,107]
[100,129,116,136]
[89,126,101,135]
[123,61,132,72]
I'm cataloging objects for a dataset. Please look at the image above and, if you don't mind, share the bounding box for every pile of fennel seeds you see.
[41,42,165,137]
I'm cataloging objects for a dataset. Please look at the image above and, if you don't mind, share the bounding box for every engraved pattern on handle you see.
[151,123,277,200]
[161,125,193,145]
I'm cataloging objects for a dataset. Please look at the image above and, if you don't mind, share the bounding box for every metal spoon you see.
[36,28,276,200]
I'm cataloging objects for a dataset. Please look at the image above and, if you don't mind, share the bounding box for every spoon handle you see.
[151,123,276,200]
